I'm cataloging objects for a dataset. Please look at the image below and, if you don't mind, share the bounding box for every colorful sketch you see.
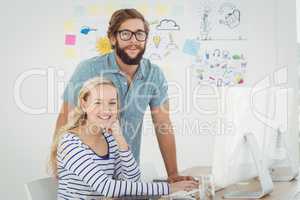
[195,0,245,40]
[80,26,97,35]
[190,48,248,86]
[145,20,180,60]
[96,37,112,55]
[199,7,213,40]
[156,19,180,31]
[218,2,241,29]
[183,39,201,56]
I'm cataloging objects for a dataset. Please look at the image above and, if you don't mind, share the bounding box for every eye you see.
[121,31,131,37]
[136,31,145,37]
[109,102,117,105]
[94,101,101,105]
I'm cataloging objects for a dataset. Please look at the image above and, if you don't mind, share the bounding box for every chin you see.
[95,120,108,125]
[129,56,138,60]
[127,53,138,58]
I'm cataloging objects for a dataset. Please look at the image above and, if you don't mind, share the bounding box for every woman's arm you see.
[114,147,141,181]
[110,121,141,181]
[58,134,170,198]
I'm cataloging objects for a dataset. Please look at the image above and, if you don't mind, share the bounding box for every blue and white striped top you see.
[57,132,170,199]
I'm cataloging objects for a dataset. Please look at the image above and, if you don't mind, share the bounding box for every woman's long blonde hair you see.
[49,76,120,177]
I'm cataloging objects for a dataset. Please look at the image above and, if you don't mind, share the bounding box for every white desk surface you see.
[180,166,299,200]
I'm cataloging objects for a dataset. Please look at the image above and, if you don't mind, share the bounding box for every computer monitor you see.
[262,87,298,182]
[212,87,274,198]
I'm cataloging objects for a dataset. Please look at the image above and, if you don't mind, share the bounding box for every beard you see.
[115,41,146,65]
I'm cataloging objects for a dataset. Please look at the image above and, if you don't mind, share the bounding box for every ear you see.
[109,35,116,48]
[80,99,88,112]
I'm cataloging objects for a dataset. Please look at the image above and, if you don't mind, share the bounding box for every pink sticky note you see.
[65,34,76,45]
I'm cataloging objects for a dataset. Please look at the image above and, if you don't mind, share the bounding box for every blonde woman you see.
[50,77,198,199]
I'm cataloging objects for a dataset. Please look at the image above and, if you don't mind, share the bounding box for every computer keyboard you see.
[167,189,199,200]
[224,191,262,198]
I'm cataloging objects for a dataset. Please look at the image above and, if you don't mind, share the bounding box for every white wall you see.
[297,0,300,43]
[0,0,64,199]
[276,0,299,166]
[0,0,298,199]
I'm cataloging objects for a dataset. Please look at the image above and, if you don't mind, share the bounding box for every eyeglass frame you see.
[116,29,148,42]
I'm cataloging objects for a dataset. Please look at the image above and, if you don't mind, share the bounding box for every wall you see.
[0,0,64,199]
[0,0,298,199]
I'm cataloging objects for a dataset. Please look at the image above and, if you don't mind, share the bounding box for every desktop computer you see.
[212,87,275,198]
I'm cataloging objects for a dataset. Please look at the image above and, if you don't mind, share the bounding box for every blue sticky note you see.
[183,39,200,56]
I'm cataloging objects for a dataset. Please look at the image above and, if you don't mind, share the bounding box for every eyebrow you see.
[94,98,117,101]
[135,29,146,32]
[119,28,145,32]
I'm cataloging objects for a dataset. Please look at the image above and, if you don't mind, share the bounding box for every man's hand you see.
[167,174,195,183]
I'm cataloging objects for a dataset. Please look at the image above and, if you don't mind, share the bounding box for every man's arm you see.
[151,102,195,183]
[151,102,178,177]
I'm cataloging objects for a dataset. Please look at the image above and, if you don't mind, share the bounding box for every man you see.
[55,8,192,183]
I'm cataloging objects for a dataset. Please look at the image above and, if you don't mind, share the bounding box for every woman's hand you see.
[170,180,199,193]
[108,119,123,138]
[108,120,129,151]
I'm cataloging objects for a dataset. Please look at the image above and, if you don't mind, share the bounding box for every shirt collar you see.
[108,52,119,73]
[109,52,145,80]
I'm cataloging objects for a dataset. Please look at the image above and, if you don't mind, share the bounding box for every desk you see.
[180,166,299,200]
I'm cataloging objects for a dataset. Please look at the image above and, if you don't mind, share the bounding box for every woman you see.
[50,77,198,199]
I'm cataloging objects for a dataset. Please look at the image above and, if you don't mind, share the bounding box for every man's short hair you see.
[107,8,149,49]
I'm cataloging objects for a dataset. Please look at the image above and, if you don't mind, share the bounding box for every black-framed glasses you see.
[117,29,148,42]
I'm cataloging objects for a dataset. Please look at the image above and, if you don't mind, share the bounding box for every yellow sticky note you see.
[137,4,149,15]
[87,5,101,16]
[156,4,169,15]
[64,48,78,59]
[104,4,117,15]
[64,20,76,32]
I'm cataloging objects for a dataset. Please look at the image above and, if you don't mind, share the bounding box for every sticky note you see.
[64,20,75,32]
[87,5,101,16]
[65,35,76,45]
[156,4,168,15]
[183,39,200,56]
[171,5,184,16]
[64,47,78,59]
[74,5,85,17]
[104,4,117,15]
[137,4,149,15]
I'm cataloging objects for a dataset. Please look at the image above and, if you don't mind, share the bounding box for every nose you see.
[102,106,112,113]
[129,33,139,43]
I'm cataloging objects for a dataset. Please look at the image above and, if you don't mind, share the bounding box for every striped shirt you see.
[57,132,170,199]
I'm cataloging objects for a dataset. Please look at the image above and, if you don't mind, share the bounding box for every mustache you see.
[124,45,143,50]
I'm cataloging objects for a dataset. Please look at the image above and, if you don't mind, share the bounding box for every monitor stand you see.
[223,133,274,199]
[270,128,299,182]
